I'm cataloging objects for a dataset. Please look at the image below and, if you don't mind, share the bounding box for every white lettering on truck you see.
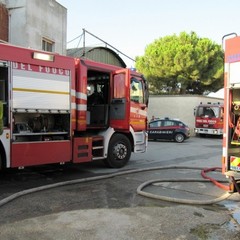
[12,62,69,76]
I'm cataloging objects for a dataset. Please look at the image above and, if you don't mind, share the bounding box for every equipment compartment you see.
[12,112,70,142]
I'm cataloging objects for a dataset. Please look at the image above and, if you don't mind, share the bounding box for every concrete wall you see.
[148,95,224,135]
[0,0,67,54]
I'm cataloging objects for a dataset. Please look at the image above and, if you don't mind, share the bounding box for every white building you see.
[0,0,67,54]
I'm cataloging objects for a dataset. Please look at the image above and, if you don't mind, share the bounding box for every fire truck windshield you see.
[196,106,221,118]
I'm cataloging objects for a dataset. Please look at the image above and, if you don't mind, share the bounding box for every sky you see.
[57,0,240,67]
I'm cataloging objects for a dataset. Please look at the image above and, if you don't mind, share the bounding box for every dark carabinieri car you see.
[148,118,190,143]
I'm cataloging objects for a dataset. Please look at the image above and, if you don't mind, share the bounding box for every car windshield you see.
[179,122,185,127]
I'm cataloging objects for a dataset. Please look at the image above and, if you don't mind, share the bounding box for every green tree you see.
[135,31,224,94]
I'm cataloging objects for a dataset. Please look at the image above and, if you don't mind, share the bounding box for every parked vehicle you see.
[194,102,223,137]
[148,118,190,143]
[0,42,149,170]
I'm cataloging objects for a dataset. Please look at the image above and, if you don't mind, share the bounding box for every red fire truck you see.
[222,34,240,192]
[194,102,224,136]
[0,43,149,170]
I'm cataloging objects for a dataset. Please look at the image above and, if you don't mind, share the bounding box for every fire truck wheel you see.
[174,133,185,143]
[104,134,131,168]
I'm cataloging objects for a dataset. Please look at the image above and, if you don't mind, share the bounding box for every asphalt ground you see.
[0,137,240,239]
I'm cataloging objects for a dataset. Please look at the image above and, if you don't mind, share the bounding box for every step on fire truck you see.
[0,43,149,170]
[194,102,224,136]
[222,33,240,193]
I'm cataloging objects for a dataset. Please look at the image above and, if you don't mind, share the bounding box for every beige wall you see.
[148,95,224,135]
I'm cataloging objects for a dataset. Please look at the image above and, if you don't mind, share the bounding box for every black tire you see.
[104,134,131,168]
[174,133,185,143]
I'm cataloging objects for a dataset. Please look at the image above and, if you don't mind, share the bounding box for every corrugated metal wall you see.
[87,48,123,67]
[67,47,126,68]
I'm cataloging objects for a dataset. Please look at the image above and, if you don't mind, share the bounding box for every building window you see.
[42,38,54,52]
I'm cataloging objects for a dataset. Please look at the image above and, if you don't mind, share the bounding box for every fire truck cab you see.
[0,43,148,170]
[194,102,224,136]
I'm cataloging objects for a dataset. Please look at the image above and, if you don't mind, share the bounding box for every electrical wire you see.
[67,33,84,44]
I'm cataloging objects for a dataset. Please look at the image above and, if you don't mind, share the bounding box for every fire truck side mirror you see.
[0,101,3,134]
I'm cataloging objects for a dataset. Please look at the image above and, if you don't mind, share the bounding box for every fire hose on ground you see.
[0,165,236,208]
[137,167,232,205]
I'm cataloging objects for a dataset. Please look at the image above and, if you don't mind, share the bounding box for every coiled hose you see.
[0,165,233,207]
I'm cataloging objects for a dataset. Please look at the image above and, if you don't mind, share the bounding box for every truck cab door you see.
[129,76,148,132]
[110,69,130,131]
